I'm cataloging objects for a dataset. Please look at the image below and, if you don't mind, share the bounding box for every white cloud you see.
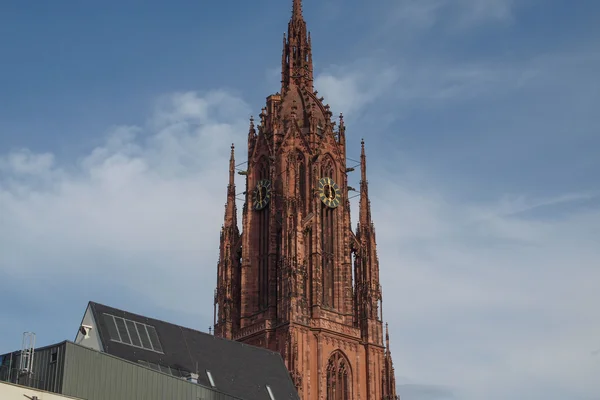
[0,149,56,176]
[0,91,250,316]
[372,177,600,399]
[313,55,545,130]
[2,46,600,400]
[315,59,399,118]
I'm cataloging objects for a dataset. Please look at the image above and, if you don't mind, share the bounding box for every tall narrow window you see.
[257,158,270,309]
[308,228,313,306]
[298,155,306,214]
[321,158,335,308]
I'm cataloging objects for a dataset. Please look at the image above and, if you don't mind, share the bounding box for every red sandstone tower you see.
[214,1,398,399]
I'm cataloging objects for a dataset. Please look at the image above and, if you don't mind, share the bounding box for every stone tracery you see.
[326,350,352,400]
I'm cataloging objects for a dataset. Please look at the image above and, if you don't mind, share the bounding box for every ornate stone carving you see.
[233,321,267,340]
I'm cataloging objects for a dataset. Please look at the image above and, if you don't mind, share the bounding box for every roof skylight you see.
[206,370,216,388]
[103,313,163,354]
[266,385,276,400]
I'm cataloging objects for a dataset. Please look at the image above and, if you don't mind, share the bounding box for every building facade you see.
[1,301,299,400]
[213,1,399,399]
[1,341,242,400]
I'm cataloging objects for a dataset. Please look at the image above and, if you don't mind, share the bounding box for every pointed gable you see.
[73,302,103,352]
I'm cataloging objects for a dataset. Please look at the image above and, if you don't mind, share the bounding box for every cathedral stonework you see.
[213,1,398,399]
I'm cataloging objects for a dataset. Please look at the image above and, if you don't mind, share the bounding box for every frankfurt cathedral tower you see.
[213,1,399,399]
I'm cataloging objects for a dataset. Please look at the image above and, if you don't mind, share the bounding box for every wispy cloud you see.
[379,0,516,34]
[0,91,249,316]
[398,383,458,400]
[315,58,399,118]
[367,169,600,399]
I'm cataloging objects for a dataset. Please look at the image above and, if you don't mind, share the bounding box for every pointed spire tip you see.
[292,0,303,19]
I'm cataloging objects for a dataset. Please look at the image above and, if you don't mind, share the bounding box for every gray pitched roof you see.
[88,301,299,400]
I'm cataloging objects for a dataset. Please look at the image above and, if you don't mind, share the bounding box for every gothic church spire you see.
[292,0,303,20]
[355,139,382,342]
[383,322,398,399]
[281,0,313,92]
[215,1,400,398]
[359,139,372,228]
[214,143,241,339]
[225,144,238,229]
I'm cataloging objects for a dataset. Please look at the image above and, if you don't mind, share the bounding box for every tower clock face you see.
[253,179,272,210]
[318,177,341,208]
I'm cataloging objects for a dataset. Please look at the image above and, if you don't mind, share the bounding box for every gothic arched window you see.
[321,156,336,308]
[326,351,352,400]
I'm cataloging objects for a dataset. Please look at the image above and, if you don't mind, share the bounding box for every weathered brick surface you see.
[214,1,398,399]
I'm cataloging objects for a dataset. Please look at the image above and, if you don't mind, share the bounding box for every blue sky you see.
[1,1,599,399]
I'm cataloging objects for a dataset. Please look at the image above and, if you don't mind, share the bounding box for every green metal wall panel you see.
[0,342,67,393]
[62,342,238,400]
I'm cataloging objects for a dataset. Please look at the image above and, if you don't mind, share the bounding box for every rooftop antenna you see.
[19,332,36,385]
